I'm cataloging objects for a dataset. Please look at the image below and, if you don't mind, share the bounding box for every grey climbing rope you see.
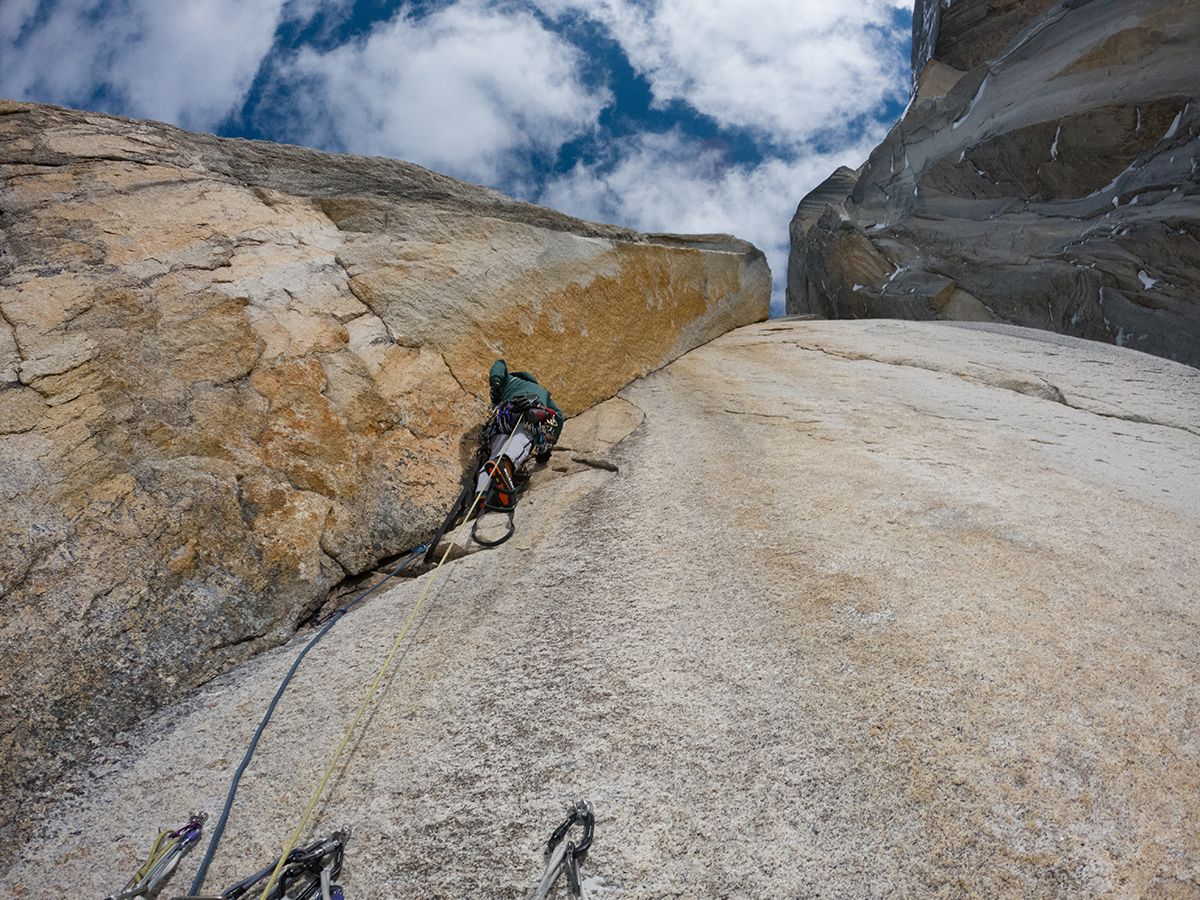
[186,546,424,895]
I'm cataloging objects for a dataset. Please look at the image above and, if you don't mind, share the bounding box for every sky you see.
[0,0,914,312]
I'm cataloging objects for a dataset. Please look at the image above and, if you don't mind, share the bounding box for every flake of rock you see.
[0,101,769,855]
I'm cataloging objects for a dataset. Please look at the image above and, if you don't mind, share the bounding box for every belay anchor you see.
[174,828,349,900]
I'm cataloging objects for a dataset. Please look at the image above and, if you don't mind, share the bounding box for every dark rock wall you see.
[793,0,1200,367]
[941,0,1061,71]
[786,166,860,317]
[914,0,1064,81]
[911,0,942,83]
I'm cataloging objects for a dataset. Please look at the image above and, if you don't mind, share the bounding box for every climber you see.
[476,359,564,509]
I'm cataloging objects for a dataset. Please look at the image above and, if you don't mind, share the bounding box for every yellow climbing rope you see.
[130,827,181,885]
[256,421,523,899]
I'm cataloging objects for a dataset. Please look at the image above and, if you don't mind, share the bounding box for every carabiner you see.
[547,800,594,861]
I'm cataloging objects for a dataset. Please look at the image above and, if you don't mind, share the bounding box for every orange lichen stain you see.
[157,292,263,386]
[60,472,137,521]
[250,355,325,402]
[167,541,199,576]
[446,243,745,414]
[254,358,358,500]
[239,474,332,572]
[346,274,379,306]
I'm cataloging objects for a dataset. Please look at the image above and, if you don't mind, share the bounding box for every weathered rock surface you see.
[791,0,1200,368]
[0,100,769,848]
[786,165,861,316]
[5,320,1197,896]
[912,0,1060,80]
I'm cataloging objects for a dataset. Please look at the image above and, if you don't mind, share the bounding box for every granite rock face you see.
[0,101,769,841]
[791,0,1200,367]
[5,320,1197,896]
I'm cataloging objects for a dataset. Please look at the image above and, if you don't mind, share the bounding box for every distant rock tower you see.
[787,0,1200,367]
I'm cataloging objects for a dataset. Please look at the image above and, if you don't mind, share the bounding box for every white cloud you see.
[528,0,912,311]
[540,128,886,314]
[0,0,912,314]
[272,0,610,186]
[535,0,910,143]
[0,0,285,130]
[281,0,353,25]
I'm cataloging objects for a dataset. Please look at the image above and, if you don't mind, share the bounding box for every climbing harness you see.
[186,545,425,896]
[425,399,558,563]
[498,396,560,454]
[177,828,349,900]
[104,813,206,900]
[532,800,595,900]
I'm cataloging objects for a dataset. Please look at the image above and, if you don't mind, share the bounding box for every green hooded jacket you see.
[488,359,564,440]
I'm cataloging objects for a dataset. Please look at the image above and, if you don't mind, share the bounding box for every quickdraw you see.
[532,800,594,900]
[104,814,206,900]
[177,828,349,900]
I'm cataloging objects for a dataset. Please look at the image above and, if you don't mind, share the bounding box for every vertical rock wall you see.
[791,0,1200,368]
[910,0,943,83]
[914,0,1062,80]
[0,101,770,840]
